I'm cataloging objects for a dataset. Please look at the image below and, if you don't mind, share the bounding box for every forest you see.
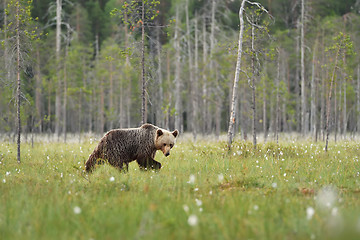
[1,0,360,142]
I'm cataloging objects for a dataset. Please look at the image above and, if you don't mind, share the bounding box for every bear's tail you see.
[85,151,97,172]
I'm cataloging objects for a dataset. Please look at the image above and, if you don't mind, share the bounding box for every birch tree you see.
[300,0,306,135]
[55,0,62,136]
[227,0,268,149]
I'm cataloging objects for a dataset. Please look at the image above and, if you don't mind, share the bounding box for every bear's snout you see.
[165,152,170,157]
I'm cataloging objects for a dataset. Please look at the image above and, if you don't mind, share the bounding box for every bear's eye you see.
[170,144,173,148]
[163,143,166,147]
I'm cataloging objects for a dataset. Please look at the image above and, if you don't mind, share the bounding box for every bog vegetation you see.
[1,136,360,239]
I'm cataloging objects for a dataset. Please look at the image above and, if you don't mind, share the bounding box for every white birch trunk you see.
[174,7,182,132]
[300,0,306,135]
[55,0,62,136]
[156,26,163,127]
[227,0,246,148]
[310,39,317,138]
[202,14,208,134]
[186,0,196,139]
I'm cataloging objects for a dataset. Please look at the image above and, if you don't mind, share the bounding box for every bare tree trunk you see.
[357,65,360,132]
[194,13,199,134]
[55,0,62,137]
[295,21,301,132]
[35,46,42,133]
[300,0,306,135]
[186,0,196,139]
[251,24,257,149]
[325,47,341,152]
[141,0,146,124]
[156,25,163,127]
[124,11,131,128]
[227,0,246,148]
[4,0,10,82]
[275,50,280,144]
[263,60,267,141]
[109,60,114,129]
[343,78,347,137]
[165,50,171,130]
[63,28,70,143]
[95,34,104,133]
[202,14,208,135]
[16,3,21,163]
[310,38,317,139]
[174,7,182,132]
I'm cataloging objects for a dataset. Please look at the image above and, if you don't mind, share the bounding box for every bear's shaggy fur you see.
[85,124,178,172]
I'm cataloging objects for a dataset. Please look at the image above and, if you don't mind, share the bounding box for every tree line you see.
[1,0,360,144]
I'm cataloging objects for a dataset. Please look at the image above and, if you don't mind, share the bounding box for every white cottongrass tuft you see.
[187,214,198,226]
[316,186,338,209]
[2,179,5,183]
[73,206,81,214]
[218,173,224,182]
[183,204,189,213]
[306,207,315,220]
[253,205,259,211]
[271,182,277,188]
[331,207,338,217]
[195,199,202,207]
[187,174,195,184]
[109,176,115,182]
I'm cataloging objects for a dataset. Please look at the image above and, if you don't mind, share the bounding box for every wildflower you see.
[2,179,5,183]
[306,207,315,220]
[271,182,277,188]
[183,205,189,213]
[109,176,115,182]
[253,205,259,211]
[316,186,337,209]
[195,199,202,207]
[331,207,338,216]
[218,173,224,182]
[187,174,195,184]
[73,206,81,214]
[187,214,198,226]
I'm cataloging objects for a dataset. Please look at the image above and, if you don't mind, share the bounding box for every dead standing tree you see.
[227,0,270,149]
[324,32,354,152]
[112,0,160,125]
[1,0,41,163]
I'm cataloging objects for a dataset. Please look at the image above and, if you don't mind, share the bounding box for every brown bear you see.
[85,124,178,172]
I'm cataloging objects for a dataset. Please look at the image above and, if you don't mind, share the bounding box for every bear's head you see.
[155,128,179,157]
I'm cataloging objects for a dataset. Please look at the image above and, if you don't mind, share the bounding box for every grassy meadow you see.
[1,135,360,240]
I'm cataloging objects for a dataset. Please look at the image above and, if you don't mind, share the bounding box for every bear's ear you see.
[156,129,163,137]
[172,129,179,138]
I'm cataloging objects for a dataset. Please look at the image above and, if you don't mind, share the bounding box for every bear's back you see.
[102,124,157,160]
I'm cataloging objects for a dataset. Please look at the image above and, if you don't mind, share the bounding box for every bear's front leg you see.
[136,157,161,170]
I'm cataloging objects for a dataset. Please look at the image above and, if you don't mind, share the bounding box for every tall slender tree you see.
[2,0,40,162]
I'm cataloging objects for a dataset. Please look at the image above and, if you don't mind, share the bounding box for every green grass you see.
[1,138,360,239]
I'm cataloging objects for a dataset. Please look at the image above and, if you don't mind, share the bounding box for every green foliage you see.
[112,0,160,32]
